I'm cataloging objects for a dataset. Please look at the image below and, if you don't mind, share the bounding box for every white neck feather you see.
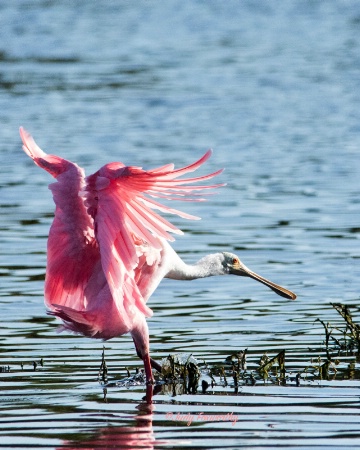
[165,253,225,280]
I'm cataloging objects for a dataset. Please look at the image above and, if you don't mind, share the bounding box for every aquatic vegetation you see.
[316,303,360,358]
[104,302,360,391]
[3,303,359,398]
[258,349,286,382]
[98,347,108,383]
[330,303,360,354]
[309,302,360,380]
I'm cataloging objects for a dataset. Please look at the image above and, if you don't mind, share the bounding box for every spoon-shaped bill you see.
[231,263,296,300]
[245,269,296,300]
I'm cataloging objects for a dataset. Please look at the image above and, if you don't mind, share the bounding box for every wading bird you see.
[20,127,296,388]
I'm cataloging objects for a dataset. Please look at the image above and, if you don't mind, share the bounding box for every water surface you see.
[1,1,360,449]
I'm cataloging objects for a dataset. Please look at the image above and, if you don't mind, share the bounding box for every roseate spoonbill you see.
[20,127,296,385]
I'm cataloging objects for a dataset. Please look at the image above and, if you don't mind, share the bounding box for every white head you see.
[210,252,296,300]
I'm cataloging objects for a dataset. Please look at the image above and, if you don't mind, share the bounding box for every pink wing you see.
[20,127,99,313]
[21,127,224,339]
[84,151,224,321]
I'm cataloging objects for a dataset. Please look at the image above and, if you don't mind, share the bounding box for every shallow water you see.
[1,1,360,448]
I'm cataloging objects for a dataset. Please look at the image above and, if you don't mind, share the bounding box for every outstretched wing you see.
[84,151,224,319]
[20,127,99,312]
[21,127,224,338]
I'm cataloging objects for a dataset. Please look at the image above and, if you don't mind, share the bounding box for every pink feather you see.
[20,127,223,343]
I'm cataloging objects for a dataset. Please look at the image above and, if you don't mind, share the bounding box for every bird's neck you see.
[165,253,224,280]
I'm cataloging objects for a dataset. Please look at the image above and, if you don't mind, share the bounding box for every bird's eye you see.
[232,258,238,265]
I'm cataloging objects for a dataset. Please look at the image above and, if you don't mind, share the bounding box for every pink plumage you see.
[21,128,297,400]
[20,127,223,386]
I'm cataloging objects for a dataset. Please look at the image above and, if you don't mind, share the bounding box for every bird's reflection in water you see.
[60,392,157,449]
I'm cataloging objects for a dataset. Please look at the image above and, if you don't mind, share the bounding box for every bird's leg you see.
[143,352,154,385]
[145,383,154,404]
[131,321,156,384]
[150,357,162,373]
[134,343,162,372]
[133,341,161,377]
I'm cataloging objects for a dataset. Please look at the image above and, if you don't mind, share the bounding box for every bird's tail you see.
[48,305,98,337]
